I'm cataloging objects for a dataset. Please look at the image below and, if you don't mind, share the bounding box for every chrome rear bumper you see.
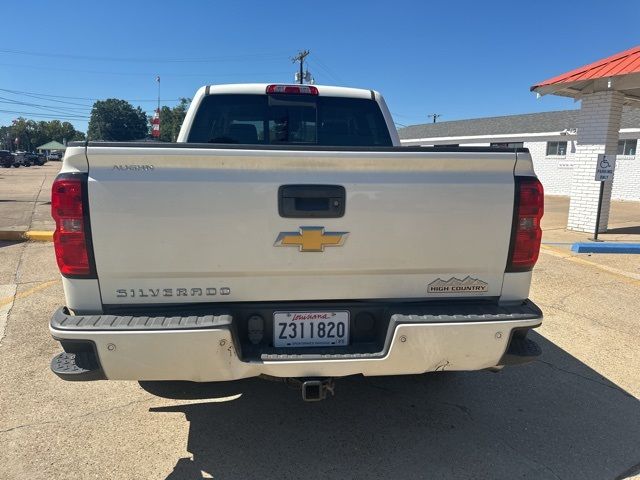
[50,300,542,382]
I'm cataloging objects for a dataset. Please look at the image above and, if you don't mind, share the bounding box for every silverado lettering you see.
[115,287,230,298]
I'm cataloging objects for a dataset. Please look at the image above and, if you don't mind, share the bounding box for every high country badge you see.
[428,276,488,293]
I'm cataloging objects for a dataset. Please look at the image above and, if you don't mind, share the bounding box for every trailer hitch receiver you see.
[300,378,335,402]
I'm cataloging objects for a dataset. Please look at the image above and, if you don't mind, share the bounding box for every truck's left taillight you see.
[506,176,544,272]
[51,174,95,277]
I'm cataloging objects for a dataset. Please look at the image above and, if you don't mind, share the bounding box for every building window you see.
[617,139,637,156]
[490,142,524,149]
[546,141,567,156]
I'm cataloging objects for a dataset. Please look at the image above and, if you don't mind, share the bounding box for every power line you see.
[0,92,189,124]
[0,94,90,111]
[0,109,89,120]
[0,89,93,107]
[0,48,289,64]
[0,62,291,78]
[391,112,417,120]
[310,55,344,84]
[0,87,180,104]
[0,97,91,116]
[0,87,191,124]
[305,60,338,84]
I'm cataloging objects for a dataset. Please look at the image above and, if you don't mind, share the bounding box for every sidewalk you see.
[542,195,640,245]
[540,195,640,280]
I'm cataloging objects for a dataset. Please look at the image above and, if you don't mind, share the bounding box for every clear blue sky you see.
[2,0,639,133]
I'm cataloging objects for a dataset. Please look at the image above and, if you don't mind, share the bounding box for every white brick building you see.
[398,107,640,202]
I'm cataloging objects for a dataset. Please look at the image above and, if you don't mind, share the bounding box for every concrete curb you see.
[571,242,640,254]
[0,230,54,242]
[24,231,54,242]
[0,230,26,241]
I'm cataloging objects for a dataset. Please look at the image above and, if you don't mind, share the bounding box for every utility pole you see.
[151,75,161,138]
[428,113,441,124]
[156,75,161,112]
[292,50,310,84]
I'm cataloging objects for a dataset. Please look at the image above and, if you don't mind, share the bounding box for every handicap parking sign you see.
[595,154,616,181]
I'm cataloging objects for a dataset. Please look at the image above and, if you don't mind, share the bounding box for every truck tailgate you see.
[85,146,516,305]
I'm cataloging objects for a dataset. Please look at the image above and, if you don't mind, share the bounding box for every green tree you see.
[0,126,11,149]
[87,99,148,141]
[0,119,85,151]
[157,98,190,142]
[39,120,85,145]
[9,118,38,151]
[157,106,174,142]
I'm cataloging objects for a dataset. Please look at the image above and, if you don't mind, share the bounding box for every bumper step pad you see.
[51,351,106,381]
[50,307,232,331]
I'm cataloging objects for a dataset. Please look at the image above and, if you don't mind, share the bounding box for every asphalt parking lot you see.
[0,163,639,479]
[0,162,57,234]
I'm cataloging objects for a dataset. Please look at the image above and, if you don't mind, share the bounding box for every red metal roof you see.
[531,45,640,91]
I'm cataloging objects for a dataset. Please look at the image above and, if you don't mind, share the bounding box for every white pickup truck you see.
[49,83,544,401]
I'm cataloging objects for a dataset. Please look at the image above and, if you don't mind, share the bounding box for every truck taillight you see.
[266,84,319,95]
[51,174,95,277]
[507,177,544,272]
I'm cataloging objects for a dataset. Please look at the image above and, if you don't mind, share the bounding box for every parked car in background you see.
[0,150,14,168]
[47,151,63,161]
[13,152,32,167]
[26,152,46,166]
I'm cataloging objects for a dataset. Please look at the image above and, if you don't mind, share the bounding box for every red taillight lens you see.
[507,177,544,272]
[52,176,93,277]
[266,84,319,95]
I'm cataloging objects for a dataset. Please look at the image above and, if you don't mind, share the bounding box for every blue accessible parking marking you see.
[571,243,640,254]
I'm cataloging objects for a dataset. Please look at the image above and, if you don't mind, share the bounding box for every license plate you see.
[273,311,350,348]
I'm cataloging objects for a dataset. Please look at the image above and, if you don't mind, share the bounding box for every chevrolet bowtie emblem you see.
[274,226,349,252]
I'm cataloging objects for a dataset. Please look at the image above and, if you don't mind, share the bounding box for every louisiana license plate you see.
[273,311,350,348]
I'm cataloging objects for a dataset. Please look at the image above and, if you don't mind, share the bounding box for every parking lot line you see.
[0,284,17,345]
[0,279,58,309]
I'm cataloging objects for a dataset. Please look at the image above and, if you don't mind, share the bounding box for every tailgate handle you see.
[278,185,346,218]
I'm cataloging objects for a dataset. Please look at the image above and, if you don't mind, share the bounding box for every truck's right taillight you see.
[506,177,544,272]
[51,174,95,277]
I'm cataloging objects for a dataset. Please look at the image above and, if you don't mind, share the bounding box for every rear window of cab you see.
[187,94,392,147]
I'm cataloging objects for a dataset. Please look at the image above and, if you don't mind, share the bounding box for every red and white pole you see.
[152,75,161,138]
[151,109,160,138]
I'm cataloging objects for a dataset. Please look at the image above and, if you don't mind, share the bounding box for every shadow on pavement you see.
[142,333,640,480]
[605,225,640,236]
[0,240,22,249]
